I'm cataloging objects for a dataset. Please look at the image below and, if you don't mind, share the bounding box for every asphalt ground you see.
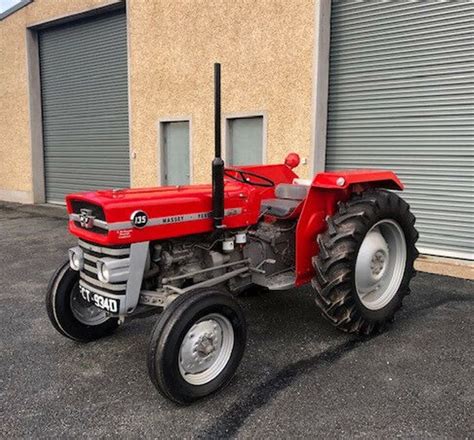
[0,202,473,439]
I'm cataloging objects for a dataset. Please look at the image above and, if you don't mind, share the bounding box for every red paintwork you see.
[66,164,297,246]
[312,169,403,191]
[294,168,403,285]
[66,154,403,287]
[284,153,300,169]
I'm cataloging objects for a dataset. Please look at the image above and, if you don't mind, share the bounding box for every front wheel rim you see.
[179,313,234,385]
[355,219,407,311]
[70,283,109,326]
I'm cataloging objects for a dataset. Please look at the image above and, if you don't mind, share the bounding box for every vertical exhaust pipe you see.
[212,63,225,229]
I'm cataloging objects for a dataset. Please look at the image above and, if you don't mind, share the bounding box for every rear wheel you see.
[45,262,119,342]
[312,189,418,335]
[147,288,246,405]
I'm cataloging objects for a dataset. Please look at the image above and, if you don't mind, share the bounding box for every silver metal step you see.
[263,270,296,291]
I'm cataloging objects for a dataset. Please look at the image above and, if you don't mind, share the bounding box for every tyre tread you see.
[147,288,246,405]
[312,189,418,335]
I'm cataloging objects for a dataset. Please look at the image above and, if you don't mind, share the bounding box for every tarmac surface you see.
[0,201,473,439]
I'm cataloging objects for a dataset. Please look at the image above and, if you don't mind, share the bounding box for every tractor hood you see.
[66,182,267,245]
[65,162,299,245]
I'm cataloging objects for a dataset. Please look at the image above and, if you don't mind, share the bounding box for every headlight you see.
[96,257,130,283]
[97,261,110,283]
[68,247,84,271]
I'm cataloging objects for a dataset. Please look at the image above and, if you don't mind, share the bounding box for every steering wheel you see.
[224,168,275,188]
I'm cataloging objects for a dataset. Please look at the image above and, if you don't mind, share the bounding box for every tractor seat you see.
[261,183,310,217]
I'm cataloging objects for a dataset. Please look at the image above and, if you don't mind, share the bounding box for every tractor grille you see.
[78,239,129,295]
[70,201,107,235]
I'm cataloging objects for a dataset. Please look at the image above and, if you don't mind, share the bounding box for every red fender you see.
[295,170,404,286]
[312,169,403,191]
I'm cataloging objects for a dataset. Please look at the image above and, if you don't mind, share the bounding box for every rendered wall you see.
[0,0,120,203]
[0,0,315,202]
[128,0,315,186]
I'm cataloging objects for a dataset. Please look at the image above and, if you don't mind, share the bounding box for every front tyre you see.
[147,288,247,405]
[312,189,418,335]
[45,262,119,342]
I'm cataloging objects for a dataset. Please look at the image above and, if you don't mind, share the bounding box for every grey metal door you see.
[326,1,474,260]
[161,121,190,186]
[39,10,130,203]
[227,117,263,166]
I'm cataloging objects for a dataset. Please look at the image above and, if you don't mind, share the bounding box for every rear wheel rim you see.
[355,219,407,311]
[70,283,109,326]
[179,313,234,385]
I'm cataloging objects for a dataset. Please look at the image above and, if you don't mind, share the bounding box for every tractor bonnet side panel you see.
[66,164,298,245]
[67,183,255,245]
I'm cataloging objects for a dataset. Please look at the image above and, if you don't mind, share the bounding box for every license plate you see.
[79,285,120,313]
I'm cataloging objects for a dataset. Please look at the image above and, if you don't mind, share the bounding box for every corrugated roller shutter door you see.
[39,10,130,203]
[326,1,474,260]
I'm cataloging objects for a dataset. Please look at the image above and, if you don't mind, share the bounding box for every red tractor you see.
[46,64,418,404]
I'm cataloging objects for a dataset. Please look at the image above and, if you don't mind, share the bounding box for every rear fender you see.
[294,170,403,286]
[311,169,403,191]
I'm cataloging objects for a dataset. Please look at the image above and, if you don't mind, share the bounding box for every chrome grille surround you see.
[78,239,130,296]
[70,201,108,234]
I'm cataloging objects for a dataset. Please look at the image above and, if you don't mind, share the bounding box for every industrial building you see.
[1,0,472,261]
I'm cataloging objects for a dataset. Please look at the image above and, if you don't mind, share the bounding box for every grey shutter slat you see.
[39,10,129,204]
[326,1,474,260]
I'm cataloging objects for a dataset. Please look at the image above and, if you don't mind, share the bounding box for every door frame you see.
[157,116,193,185]
[26,0,128,204]
[310,0,332,174]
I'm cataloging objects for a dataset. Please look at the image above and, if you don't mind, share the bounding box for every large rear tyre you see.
[45,262,119,342]
[147,288,246,405]
[312,189,418,335]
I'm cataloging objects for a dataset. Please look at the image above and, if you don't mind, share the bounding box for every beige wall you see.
[128,0,315,186]
[0,0,315,201]
[0,0,118,202]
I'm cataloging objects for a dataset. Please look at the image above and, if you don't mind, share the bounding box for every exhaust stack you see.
[212,63,225,229]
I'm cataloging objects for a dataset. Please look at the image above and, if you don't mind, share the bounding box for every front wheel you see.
[147,288,247,405]
[45,262,119,342]
[312,189,418,335]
